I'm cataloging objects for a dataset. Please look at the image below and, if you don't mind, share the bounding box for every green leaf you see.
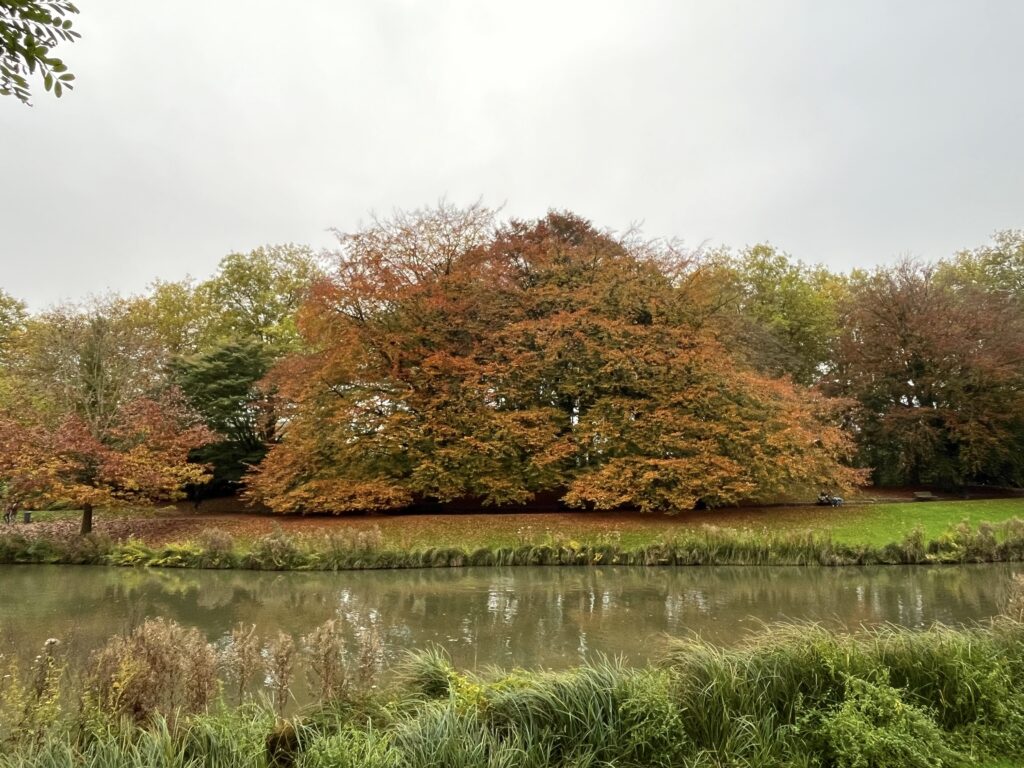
[44,73,53,91]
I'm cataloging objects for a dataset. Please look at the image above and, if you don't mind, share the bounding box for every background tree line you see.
[2,207,1023,521]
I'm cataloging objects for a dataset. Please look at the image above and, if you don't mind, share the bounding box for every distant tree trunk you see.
[80,502,93,535]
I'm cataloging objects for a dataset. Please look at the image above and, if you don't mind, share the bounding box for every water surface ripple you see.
[0,563,1016,671]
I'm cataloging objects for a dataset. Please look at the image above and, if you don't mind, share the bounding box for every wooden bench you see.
[913,491,937,501]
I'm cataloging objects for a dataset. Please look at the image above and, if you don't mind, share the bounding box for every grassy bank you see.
[4,516,1024,570]
[18,497,1024,552]
[824,498,1024,546]
[5,618,1024,767]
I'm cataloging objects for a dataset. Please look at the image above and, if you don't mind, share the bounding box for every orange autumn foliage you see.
[0,392,214,520]
[247,207,864,514]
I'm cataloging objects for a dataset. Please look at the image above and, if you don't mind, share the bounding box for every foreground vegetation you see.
[5,615,1024,767]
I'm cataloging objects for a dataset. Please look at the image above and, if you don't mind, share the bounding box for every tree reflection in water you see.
[0,563,1018,677]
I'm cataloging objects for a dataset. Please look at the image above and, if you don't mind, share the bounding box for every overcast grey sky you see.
[2,0,1022,309]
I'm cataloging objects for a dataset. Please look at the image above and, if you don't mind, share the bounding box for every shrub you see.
[59,532,115,564]
[105,537,154,566]
[245,529,305,570]
[303,620,347,704]
[194,528,237,567]
[0,639,63,743]
[88,618,217,723]
[266,632,296,717]
[220,623,262,705]
[799,675,961,768]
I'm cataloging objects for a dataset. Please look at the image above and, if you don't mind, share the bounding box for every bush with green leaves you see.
[799,675,961,768]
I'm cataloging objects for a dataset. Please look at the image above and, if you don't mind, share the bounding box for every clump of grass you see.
[397,646,457,699]
[302,725,400,768]
[389,704,510,768]
[480,659,634,765]
[183,708,274,767]
[1005,574,1024,621]
[316,526,390,569]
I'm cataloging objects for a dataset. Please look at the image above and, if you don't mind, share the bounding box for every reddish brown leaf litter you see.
[4,487,979,548]
[5,505,866,547]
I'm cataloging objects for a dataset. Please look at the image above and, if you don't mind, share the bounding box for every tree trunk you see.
[80,503,93,535]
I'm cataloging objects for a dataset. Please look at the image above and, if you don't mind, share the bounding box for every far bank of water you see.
[1,563,1018,675]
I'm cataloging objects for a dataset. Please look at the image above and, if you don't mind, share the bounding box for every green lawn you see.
[823,498,1024,546]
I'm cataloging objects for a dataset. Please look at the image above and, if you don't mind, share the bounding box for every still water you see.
[0,564,1018,671]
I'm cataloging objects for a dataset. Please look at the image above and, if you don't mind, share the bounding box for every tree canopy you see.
[705,245,843,385]
[0,288,26,366]
[246,208,863,514]
[2,298,213,531]
[4,218,1024,516]
[0,244,325,526]
[171,337,276,494]
[1,0,78,104]
[828,258,1024,488]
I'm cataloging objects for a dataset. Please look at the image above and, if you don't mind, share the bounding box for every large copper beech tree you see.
[247,207,864,514]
